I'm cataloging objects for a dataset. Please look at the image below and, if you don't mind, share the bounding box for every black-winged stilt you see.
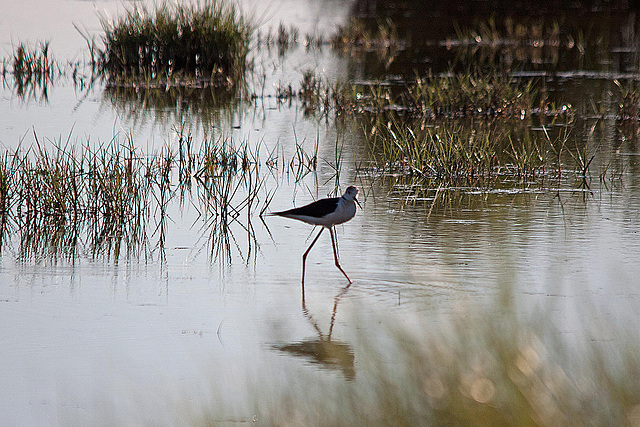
[271,186,360,285]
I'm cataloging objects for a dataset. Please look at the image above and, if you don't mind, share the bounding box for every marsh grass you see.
[254,17,401,57]
[331,17,404,68]
[287,128,319,180]
[1,38,102,103]
[2,134,155,260]
[448,16,580,70]
[0,129,291,262]
[254,23,301,57]
[299,70,332,116]
[404,72,540,117]
[360,118,559,181]
[287,69,570,121]
[97,0,252,88]
[613,79,640,123]
[2,41,57,101]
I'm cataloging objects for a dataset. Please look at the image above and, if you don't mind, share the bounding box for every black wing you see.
[273,197,340,218]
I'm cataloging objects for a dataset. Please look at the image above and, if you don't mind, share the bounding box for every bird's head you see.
[343,186,362,208]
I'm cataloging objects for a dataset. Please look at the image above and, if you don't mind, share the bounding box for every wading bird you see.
[271,186,361,286]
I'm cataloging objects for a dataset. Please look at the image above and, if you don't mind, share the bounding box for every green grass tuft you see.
[98,0,252,87]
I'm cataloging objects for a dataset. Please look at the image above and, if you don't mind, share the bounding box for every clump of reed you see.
[10,41,55,81]
[1,38,98,102]
[1,41,57,100]
[331,17,404,54]
[96,0,252,88]
[438,16,583,71]
[255,22,301,56]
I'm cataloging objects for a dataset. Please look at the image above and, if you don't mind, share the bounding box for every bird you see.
[271,186,361,286]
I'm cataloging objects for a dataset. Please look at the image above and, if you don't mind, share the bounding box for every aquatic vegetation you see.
[96,0,252,88]
[0,129,285,262]
[251,69,586,184]
[195,168,263,264]
[403,72,540,117]
[0,135,152,261]
[458,16,565,47]
[298,69,328,115]
[359,118,572,182]
[363,119,497,179]
[331,17,404,67]
[253,16,403,65]
[1,41,57,101]
[0,39,97,102]
[448,16,581,70]
[283,68,571,120]
[255,22,301,57]
[615,79,640,121]
[254,17,401,57]
[10,41,55,79]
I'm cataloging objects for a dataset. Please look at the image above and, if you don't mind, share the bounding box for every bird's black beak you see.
[355,197,362,209]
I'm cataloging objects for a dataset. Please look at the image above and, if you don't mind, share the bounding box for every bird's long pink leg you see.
[302,227,325,288]
[329,227,352,283]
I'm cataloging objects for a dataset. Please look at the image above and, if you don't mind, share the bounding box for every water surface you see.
[1,0,640,424]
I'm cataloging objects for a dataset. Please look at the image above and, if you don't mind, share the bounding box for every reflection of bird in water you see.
[273,283,355,380]
[271,186,361,287]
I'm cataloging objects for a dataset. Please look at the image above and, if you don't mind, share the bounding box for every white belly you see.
[320,199,356,227]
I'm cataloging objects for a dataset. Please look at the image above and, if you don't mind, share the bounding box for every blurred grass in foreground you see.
[201,301,640,426]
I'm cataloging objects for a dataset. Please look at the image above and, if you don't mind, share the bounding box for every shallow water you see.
[2,0,640,424]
